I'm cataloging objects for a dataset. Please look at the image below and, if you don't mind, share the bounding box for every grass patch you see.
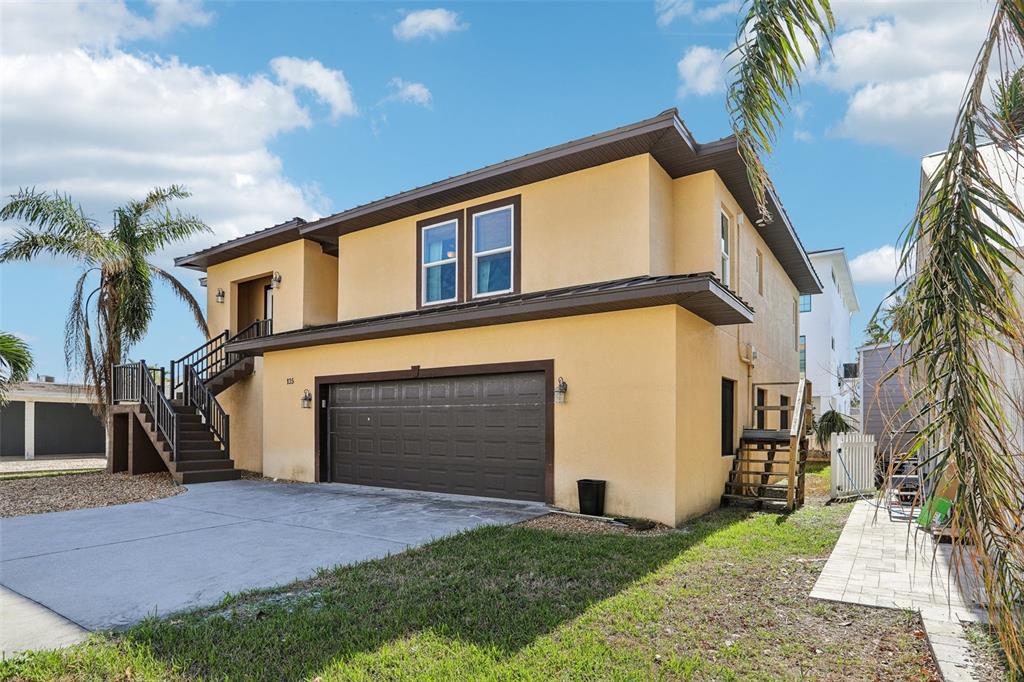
[0,468,103,481]
[1,484,935,681]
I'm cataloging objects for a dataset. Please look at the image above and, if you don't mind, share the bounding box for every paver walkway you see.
[811,500,988,682]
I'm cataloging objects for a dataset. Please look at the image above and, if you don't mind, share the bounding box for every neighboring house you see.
[920,145,1024,462]
[857,342,916,458]
[799,248,859,420]
[111,109,822,527]
[0,379,104,458]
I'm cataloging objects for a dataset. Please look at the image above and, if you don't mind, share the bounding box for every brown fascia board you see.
[226,274,754,356]
[174,218,336,271]
[173,109,820,293]
[297,111,820,295]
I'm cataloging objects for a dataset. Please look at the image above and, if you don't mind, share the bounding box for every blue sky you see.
[0,0,992,379]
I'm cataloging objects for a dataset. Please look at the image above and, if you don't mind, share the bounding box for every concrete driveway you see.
[0,479,546,647]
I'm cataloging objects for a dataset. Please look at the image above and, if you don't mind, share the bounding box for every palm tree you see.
[0,186,210,419]
[0,331,33,404]
[726,0,1023,671]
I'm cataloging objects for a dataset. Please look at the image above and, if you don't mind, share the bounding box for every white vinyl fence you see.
[830,433,877,499]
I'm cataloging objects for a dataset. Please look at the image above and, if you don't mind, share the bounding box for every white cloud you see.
[656,0,739,26]
[794,129,815,143]
[813,0,991,154]
[392,8,467,41]
[676,46,730,97]
[834,71,965,153]
[0,2,354,256]
[384,78,433,107]
[270,56,357,120]
[0,0,212,55]
[850,244,901,284]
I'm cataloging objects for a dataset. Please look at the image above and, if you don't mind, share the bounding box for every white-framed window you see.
[720,211,731,287]
[420,219,459,305]
[471,204,514,297]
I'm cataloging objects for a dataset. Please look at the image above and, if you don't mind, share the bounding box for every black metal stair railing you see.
[183,363,229,457]
[169,319,273,396]
[111,361,179,461]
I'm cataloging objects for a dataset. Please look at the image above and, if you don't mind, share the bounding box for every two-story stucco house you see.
[108,109,822,527]
[798,248,859,419]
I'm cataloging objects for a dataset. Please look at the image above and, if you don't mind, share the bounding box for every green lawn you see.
[1,475,934,681]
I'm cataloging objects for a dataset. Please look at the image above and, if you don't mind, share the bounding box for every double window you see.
[417,196,520,307]
[799,294,812,313]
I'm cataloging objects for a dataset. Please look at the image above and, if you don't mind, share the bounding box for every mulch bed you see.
[520,512,674,536]
[0,471,182,517]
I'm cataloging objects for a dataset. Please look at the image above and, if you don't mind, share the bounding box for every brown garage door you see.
[327,371,547,501]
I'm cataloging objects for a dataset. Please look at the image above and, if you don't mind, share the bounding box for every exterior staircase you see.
[721,379,813,511]
[110,320,271,484]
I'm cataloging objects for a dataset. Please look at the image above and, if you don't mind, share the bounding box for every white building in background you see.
[799,248,860,420]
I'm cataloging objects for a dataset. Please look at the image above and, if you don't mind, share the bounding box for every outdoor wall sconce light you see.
[215,288,225,304]
[272,271,283,289]
[300,389,312,409]
[554,377,568,404]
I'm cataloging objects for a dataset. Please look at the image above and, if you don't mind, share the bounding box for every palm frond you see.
[0,331,33,404]
[150,265,209,336]
[0,189,117,263]
[139,213,211,254]
[890,1,1024,671]
[727,0,834,221]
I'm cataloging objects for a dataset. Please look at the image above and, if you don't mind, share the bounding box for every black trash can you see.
[577,479,607,516]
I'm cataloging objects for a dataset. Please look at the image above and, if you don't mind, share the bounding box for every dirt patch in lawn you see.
[0,471,182,517]
[521,512,674,536]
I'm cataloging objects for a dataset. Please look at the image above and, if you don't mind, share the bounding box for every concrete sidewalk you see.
[810,501,987,682]
[0,480,546,652]
[0,586,89,656]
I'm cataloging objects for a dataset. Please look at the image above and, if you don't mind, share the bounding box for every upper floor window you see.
[420,217,459,306]
[468,196,520,298]
[472,205,514,296]
[799,335,806,373]
[720,212,731,287]
[799,294,812,312]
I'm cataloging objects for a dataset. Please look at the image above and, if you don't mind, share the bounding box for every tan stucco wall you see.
[260,307,682,524]
[203,239,338,474]
[217,358,263,473]
[337,155,658,321]
[193,154,805,514]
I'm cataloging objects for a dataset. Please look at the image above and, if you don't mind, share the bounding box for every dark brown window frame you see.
[416,209,465,310]
[465,195,521,300]
[314,359,555,503]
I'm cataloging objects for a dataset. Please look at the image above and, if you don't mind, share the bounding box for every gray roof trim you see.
[226,273,754,356]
